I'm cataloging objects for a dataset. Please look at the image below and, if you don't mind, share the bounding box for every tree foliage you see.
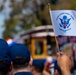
[2,0,76,39]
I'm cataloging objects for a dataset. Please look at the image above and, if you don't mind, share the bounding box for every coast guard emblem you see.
[56,12,74,32]
[59,15,71,29]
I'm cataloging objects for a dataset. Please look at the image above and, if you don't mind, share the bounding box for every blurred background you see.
[0,0,76,59]
[0,0,75,39]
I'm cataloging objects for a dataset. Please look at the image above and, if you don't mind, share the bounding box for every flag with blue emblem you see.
[50,10,76,36]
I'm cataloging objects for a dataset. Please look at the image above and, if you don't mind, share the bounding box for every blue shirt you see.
[14,72,33,75]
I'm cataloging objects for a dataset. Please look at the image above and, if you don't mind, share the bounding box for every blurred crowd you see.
[0,38,74,75]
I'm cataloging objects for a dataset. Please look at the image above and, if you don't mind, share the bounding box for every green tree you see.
[3,0,76,39]
[3,17,19,39]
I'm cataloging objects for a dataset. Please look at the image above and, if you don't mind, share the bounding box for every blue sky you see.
[0,0,12,38]
[0,13,5,38]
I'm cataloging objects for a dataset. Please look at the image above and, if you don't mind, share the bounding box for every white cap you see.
[46,57,53,62]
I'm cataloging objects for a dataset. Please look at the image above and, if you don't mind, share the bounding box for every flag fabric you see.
[50,10,76,36]
[6,38,16,47]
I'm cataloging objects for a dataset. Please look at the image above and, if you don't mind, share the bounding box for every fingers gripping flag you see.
[50,10,76,36]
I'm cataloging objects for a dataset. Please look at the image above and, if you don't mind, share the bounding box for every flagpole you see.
[48,3,60,52]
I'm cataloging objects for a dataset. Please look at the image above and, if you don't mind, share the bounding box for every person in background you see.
[53,58,61,75]
[0,39,11,75]
[44,57,61,75]
[44,52,72,75]
[9,43,33,75]
[31,59,49,75]
[57,52,72,75]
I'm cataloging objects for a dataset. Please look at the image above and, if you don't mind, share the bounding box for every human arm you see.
[57,52,72,75]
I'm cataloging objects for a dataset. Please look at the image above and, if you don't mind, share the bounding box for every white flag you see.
[50,10,76,36]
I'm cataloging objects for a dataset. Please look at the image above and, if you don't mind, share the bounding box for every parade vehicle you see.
[20,25,57,59]
[20,25,75,59]
[6,25,75,59]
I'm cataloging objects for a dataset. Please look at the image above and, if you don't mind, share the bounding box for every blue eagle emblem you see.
[59,15,71,29]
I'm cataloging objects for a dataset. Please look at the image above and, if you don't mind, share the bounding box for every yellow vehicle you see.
[20,25,56,59]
